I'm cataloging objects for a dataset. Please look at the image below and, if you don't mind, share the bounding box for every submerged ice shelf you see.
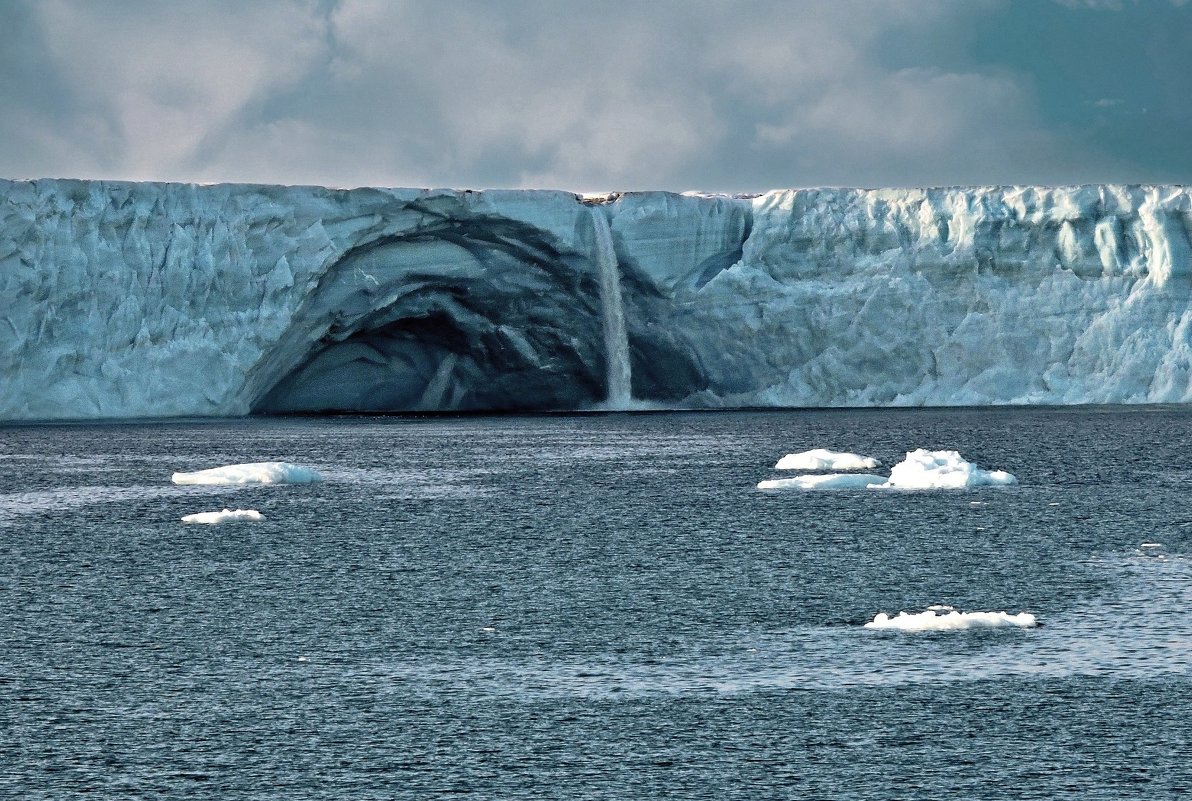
[3,179,1192,420]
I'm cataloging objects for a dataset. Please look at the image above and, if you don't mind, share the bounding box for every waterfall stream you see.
[590,208,633,407]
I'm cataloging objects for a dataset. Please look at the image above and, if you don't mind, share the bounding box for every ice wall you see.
[1,179,1190,420]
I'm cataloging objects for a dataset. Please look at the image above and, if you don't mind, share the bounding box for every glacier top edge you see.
[0,176,1185,199]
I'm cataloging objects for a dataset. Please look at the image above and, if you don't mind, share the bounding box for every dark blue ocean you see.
[1,408,1189,799]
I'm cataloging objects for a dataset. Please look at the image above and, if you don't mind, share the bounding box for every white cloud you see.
[754,68,1042,178]
[29,0,329,180]
[319,0,724,189]
[0,0,1153,189]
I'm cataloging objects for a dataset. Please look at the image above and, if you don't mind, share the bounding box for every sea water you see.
[1,408,1189,799]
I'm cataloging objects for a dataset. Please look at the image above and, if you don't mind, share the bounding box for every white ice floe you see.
[774,449,880,471]
[759,449,1014,491]
[758,473,887,490]
[171,461,322,486]
[881,449,1016,490]
[864,607,1038,631]
[181,508,265,524]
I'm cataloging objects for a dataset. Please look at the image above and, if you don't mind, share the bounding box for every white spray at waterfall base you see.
[590,207,633,408]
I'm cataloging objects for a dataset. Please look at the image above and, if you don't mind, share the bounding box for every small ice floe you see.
[171,462,322,486]
[180,508,264,524]
[758,473,887,490]
[864,607,1038,631]
[774,449,880,471]
[881,449,1016,490]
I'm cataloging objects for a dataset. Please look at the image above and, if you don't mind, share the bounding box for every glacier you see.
[2,178,1192,421]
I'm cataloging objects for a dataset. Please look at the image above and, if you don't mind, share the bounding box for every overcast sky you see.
[1,0,1189,192]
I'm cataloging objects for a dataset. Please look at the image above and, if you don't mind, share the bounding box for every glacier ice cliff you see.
[1,178,1191,420]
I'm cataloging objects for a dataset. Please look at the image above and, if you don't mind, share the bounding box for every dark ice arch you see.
[251,215,609,413]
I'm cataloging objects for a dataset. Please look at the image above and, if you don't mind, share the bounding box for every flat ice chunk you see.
[775,449,880,471]
[881,449,1016,489]
[181,508,265,524]
[171,461,322,485]
[864,607,1038,631]
[758,473,886,490]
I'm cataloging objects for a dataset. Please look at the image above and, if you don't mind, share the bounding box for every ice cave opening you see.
[250,222,611,413]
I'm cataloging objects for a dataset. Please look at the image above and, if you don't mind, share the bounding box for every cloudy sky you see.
[1,0,1189,191]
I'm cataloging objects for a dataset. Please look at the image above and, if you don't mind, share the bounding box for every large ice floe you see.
[774,449,880,471]
[864,606,1038,631]
[5,179,1192,420]
[171,462,322,486]
[882,449,1016,489]
[181,508,265,524]
[757,449,1015,490]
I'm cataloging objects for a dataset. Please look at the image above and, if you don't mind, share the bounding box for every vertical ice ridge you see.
[591,207,633,408]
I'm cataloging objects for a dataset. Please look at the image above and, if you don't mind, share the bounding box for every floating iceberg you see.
[774,449,880,471]
[864,607,1038,631]
[882,449,1016,489]
[181,508,265,524]
[757,473,886,490]
[171,462,322,485]
[759,449,1014,490]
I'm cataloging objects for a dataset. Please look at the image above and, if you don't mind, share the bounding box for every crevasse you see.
[1,179,1190,421]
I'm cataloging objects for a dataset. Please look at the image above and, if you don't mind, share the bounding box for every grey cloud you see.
[0,0,1187,189]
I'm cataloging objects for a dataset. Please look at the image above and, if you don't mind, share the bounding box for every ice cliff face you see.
[1,179,1191,420]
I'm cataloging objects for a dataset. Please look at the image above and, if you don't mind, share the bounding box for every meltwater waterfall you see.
[590,207,633,408]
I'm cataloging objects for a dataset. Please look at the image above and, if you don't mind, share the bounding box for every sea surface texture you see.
[3,180,1192,419]
[1,408,1189,799]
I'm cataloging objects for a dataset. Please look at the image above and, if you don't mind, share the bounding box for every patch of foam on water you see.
[864,608,1038,631]
[171,462,322,485]
[181,508,265,524]
[774,449,880,471]
[758,473,886,490]
[881,449,1016,490]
